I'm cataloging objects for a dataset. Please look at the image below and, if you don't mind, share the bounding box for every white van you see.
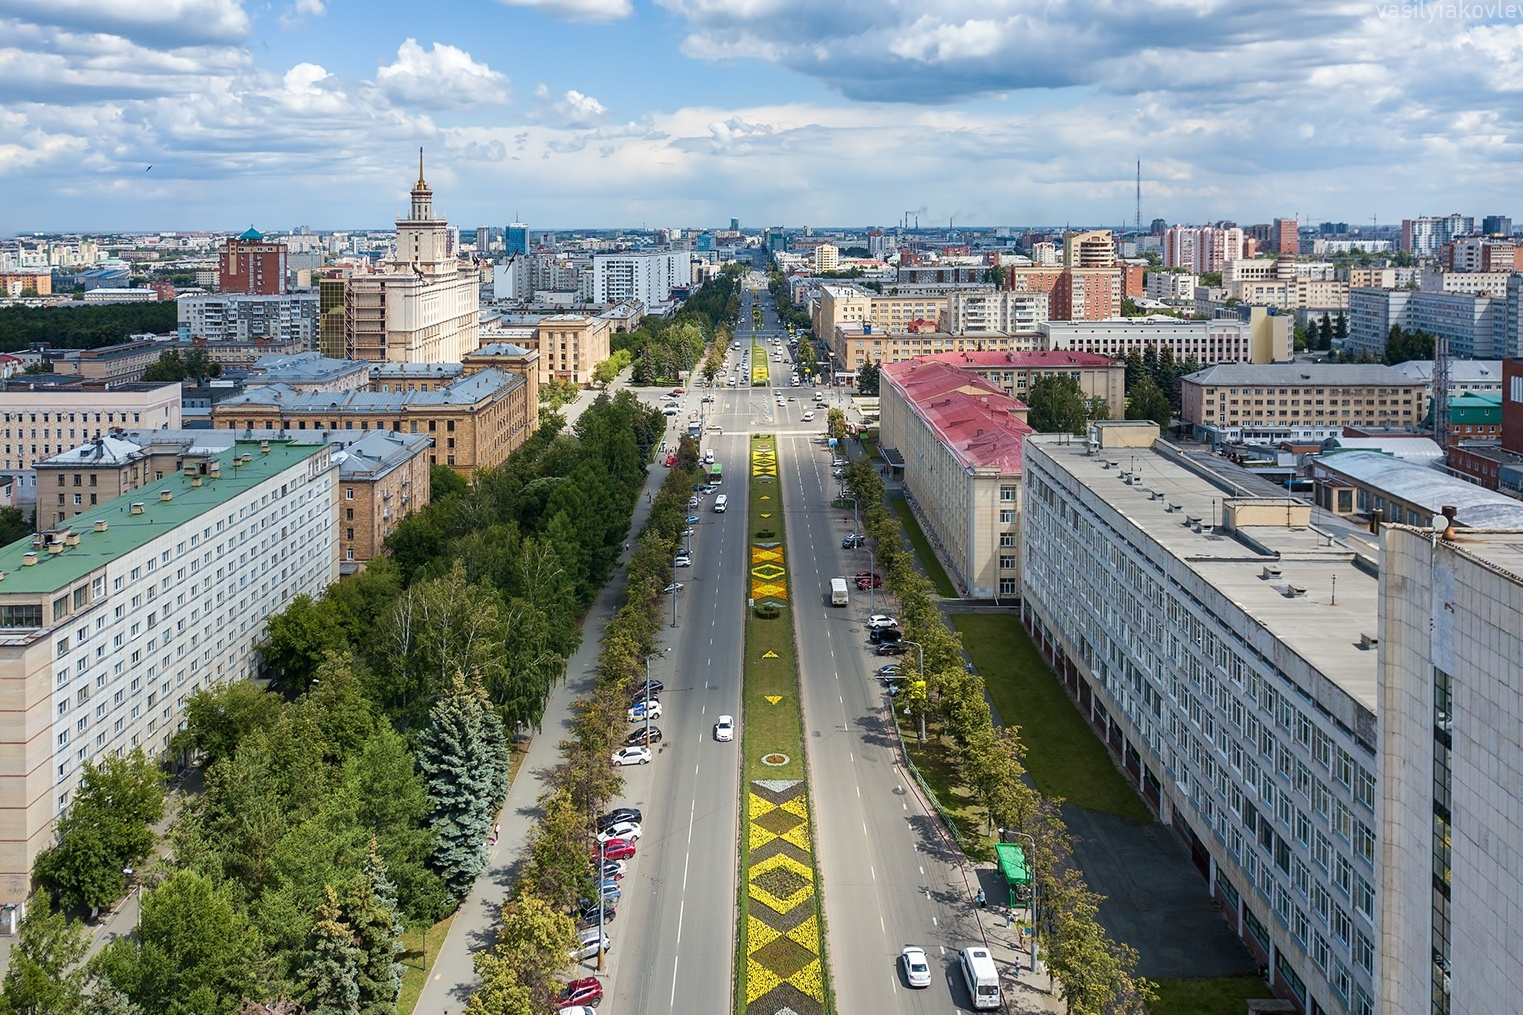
[713,494,728,513]
[830,577,849,606]
[959,946,1001,1010]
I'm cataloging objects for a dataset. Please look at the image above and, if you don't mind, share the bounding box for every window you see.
[999,554,1016,570]
[344,488,354,500]
[1000,509,1015,524]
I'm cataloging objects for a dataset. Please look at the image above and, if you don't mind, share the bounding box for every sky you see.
[3,0,1522,234]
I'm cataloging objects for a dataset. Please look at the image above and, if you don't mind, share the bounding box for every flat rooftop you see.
[1033,434,1381,713]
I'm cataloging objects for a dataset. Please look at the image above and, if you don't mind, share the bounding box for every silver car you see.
[570,928,612,962]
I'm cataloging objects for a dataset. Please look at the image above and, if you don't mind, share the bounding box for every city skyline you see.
[2,1,1522,232]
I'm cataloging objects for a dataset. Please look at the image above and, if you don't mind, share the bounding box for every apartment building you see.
[211,367,533,476]
[177,293,319,346]
[1347,288,1507,361]
[918,349,1124,409]
[1022,422,1380,1015]
[0,438,339,904]
[0,382,182,493]
[523,314,611,386]
[1228,278,1350,312]
[1145,271,1198,302]
[1401,216,1473,257]
[879,360,1033,598]
[812,284,948,341]
[942,291,1050,334]
[1063,230,1115,268]
[831,321,1038,373]
[218,228,287,295]
[1181,363,1426,444]
[1040,311,1291,365]
[334,430,432,568]
[591,250,685,306]
[0,272,52,297]
[1165,226,1246,273]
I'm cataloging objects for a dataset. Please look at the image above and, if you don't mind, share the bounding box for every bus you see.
[708,462,723,485]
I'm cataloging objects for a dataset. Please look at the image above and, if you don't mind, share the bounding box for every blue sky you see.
[2,0,1522,234]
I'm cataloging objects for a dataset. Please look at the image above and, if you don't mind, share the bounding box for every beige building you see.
[0,382,182,493]
[941,291,1050,334]
[52,342,166,384]
[832,321,1038,373]
[335,430,433,569]
[1227,278,1350,311]
[812,284,948,343]
[1181,363,1427,444]
[878,359,1033,598]
[813,244,838,273]
[344,154,480,364]
[212,367,534,476]
[525,314,611,386]
[1062,229,1115,268]
[0,440,338,905]
[0,272,52,297]
[918,349,1125,410]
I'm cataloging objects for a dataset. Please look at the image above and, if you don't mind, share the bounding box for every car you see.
[855,571,884,589]
[706,424,723,433]
[801,411,816,421]
[876,643,907,656]
[833,458,848,467]
[681,527,695,538]
[597,838,637,861]
[703,450,715,464]
[673,554,691,568]
[611,746,652,767]
[577,899,617,925]
[662,407,678,417]
[663,582,684,594]
[688,495,700,508]
[562,977,604,1009]
[714,715,735,742]
[592,858,626,880]
[637,679,664,697]
[842,533,866,549]
[569,928,612,962]
[867,615,899,629]
[877,664,904,677]
[664,455,677,467]
[672,387,685,395]
[900,946,932,988]
[663,401,679,409]
[625,726,663,747]
[627,700,663,721]
[868,626,902,644]
[598,821,642,843]
[702,394,715,403]
[558,1006,597,1015]
[597,807,643,831]
[685,514,701,524]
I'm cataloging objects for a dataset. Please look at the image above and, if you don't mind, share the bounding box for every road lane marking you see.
[669,954,679,1009]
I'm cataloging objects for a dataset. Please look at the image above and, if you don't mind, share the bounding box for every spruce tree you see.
[345,841,403,1015]
[418,674,502,900]
[299,886,360,1015]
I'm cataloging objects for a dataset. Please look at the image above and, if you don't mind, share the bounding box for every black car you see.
[635,679,664,697]
[842,534,866,549]
[869,627,903,645]
[596,807,643,832]
[578,901,618,924]
[625,726,663,747]
[876,643,907,656]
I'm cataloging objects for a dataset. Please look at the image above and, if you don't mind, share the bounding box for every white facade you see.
[1144,271,1198,301]
[1378,527,1523,1015]
[178,293,319,345]
[942,291,1050,334]
[1349,288,1508,360]
[1022,423,1379,1015]
[1040,317,1286,364]
[0,439,339,901]
[592,251,684,306]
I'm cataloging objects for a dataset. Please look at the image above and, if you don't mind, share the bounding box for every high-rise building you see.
[813,244,839,273]
[1401,215,1475,257]
[505,222,529,256]
[1481,214,1513,236]
[474,226,493,252]
[1149,217,1168,236]
[1274,218,1299,256]
[1062,230,1115,269]
[318,277,346,359]
[344,152,480,364]
[730,217,740,232]
[592,251,684,306]
[1164,226,1245,273]
[218,227,286,295]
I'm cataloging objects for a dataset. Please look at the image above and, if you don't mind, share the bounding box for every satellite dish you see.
[1432,513,1448,532]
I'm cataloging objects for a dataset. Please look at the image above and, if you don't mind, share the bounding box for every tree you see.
[171,680,285,769]
[0,505,30,546]
[1318,312,1333,350]
[298,886,360,1015]
[0,901,88,1015]
[344,843,403,1015]
[417,674,507,901]
[429,464,467,502]
[34,751,165,917]
[1025,375,1089,435]
[141,350,186,383]
[182,346,221,385]
[794,337,818,380]
[1334,312,1348,340]
[1198,271,1222,288]
[856,359,880,396]
[1125,375,1173,429]
[467,895,577,1015]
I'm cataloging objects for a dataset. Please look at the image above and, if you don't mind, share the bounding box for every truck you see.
[829,577,849,607]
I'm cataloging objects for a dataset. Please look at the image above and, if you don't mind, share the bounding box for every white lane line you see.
[932,916,938,927]
[863,821,868,836]
[669,954,680,1009]
[855,783,860,798]
[919,866,925,876]
[871,865,876,881]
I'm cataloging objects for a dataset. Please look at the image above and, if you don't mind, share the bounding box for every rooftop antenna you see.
[1135,160,1141,234]
[1434,333,1451,451]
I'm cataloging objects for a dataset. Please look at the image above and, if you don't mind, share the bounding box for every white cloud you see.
[494,0,632,22]
[0,0,250,46]
[279,0,327,29]
[376,39,510,109]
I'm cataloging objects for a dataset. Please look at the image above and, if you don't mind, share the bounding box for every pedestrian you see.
[492,822,500,844]
[977,888,986,909]
[1005,907,1012,928]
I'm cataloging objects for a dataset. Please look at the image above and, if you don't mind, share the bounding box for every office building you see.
[331,430,433,568]
[879,359,1033,598]
[813,285,949,342]
[505,223,530,257]
[831,321,1038,374]
[318,277,346,360]
[1022,421,1380,1015]
[1480,214,1512,236]
[218,228,286,295]
[212,367,534,476]
[591,251,684,307]
[0,438,338,904]
[918,349,1125,410]
[1401,216,1475,257]
[1181,363,1426,444]
[245,352,372,393]
[0,382,182,492]
[1041,312,1291,365]
[1145,271,1199,302]
[344,154,480,364]
[942,291,1050,334]
[53,343,171,384]
[177,293,319,346]
[1389,359,1502,400]
[1347,289,1508,361]
[520,314,612,386]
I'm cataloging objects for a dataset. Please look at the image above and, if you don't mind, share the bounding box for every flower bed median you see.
[736,434,832,1015]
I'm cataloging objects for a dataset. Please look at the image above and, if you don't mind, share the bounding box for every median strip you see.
[736,434,831,1015]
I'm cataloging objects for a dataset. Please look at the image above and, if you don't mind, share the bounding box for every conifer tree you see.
[417,674,505,900]
[298,886,360,1015]
[345,841,403,1015]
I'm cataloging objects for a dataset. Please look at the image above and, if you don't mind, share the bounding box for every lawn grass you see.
[895,716,994,861]
[1150,976,1273,1015]
[398,912,457,1015]
[888,497,958,598]
[953,614,1154,823]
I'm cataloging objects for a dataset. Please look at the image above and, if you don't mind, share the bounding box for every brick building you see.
[219,227,287,295]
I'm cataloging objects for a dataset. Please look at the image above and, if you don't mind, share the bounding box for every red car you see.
[596,838,637,861]
[664,455,677,467]
[671,388,685,395]
[856,572,883,590]
[562,976,603,1008]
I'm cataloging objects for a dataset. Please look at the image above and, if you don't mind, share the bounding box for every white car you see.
[867,615,899,630]
[627,700,663,721]
[714,715,735,742]
[801,411,815,421]
[611,746,652,767]
[559,1008,596,1015]
[900,945,932,988]
[569,928,612,962]
[597,821,642,842]
[673,554,691,567]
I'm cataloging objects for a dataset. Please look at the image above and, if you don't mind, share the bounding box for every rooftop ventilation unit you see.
[131,502,144,514]
[94,520,108,533]
[159,490,172,502]
[1262,565,1282,580]
[1359,633,1379,650]
[1287,584,1308,598]
[22,552,36,566]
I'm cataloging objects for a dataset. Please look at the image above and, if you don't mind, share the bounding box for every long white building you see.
[1040,311,1291,364]
[177,293,319,345]
[1023,422,1379,1015]
[592,250,685,306]
[0,439,339,904]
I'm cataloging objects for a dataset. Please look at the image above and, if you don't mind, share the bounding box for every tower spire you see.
[417,147,426,188]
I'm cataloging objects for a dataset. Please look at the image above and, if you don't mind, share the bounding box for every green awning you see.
[995,842,1030,887]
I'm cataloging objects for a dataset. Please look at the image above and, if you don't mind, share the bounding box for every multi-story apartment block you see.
[831,321,1038,373]
[895,265,990,286]
[1389,358,1502,400]
[1228,278,1350,312]
[211,367,533,476]
[1063,230,1115,268]
[1144,271,1199,302]
[1054,268,1124,321]
[879,359,1032,598]
[0,272,52,297]
[52,343,169,384]
[1379,525,1523,1015]
[344,155,480,364]
[1344,268,1422,289]
[0,382,182,494]
[1275,218,1300,256]
[917,349,1124,409]
[1439,236,1521,273]
[522,314,611,386]
[592,250,685,306]
[1040,311,1291,365]
[218,228,287,295]
[333,430,432,569]
[1180,363,1427,444]
[812,244,838,273]
[0,438,339,904]
[1022,421,1380,1015]
[1418,269,1512,298]
[177,293,319,346]
[941,291,1050,334]
[1165,226,1246,273]
[1401,215,1474,257]
[813,284,949,342]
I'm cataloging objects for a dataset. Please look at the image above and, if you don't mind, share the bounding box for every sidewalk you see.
[968,863,1065,1014]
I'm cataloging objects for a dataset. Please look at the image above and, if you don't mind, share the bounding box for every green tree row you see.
[0,303,179,352]
[615,269,742,385]
[840,459,1155,1015]
[141,347,222,385]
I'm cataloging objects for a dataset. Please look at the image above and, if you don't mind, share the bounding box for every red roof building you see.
[915,349,1126,411]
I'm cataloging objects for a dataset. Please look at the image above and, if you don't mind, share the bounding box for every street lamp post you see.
[868,547,877,614]
[840,496,859,548]
[597,836,608,972]
[899,640,926,740]
[122,866,140,935]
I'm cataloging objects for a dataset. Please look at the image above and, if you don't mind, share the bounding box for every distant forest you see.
[0,303,179,354]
